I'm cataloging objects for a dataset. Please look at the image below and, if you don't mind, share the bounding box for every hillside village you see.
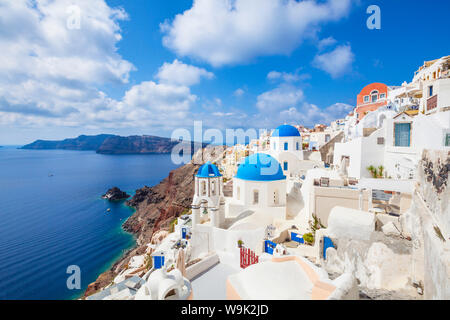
[86,55,450,300]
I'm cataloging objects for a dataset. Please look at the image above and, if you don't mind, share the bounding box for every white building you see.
[334,110,450,179]
[267,124,304,178]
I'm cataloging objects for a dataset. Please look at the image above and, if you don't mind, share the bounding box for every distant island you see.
[21,134,208,155]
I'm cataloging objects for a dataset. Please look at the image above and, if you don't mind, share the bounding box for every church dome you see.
[196,161,222,178]
[271,124,301,137]
[235,153,286,181]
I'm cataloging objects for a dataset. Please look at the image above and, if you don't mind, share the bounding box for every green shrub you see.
[169,218,178,233]
[303,233,314,245]
[144,254,153,271]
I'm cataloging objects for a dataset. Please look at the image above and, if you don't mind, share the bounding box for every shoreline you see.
[76,201,138,300]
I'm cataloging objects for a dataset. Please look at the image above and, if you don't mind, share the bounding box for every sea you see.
[0,146,180,300]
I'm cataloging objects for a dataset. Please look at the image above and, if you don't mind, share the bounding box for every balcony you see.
[427,95,438,112]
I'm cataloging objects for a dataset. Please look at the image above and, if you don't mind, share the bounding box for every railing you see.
[427,95,438,112]
[240,247,259,269]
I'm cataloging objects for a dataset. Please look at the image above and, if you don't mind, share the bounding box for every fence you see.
[240,247,259,269]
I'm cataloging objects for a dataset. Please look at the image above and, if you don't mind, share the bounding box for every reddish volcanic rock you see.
[83,146,225,298]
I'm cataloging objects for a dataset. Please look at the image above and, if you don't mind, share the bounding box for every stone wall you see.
[401,149,450,299]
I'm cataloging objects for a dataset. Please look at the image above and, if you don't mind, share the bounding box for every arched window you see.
[201,181,207,196]
[211,180,216,196]
[371,90,379,103]
[253,190,259,204]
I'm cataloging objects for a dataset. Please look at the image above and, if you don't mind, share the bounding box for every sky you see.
[0,0,449,145]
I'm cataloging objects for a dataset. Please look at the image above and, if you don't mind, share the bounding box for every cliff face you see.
[21,134,114,150]
[97,135,179,154]
[21,134,208,155]
[83,145,226,298]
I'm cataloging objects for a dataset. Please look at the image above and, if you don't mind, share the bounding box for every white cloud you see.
[279,102,353,125]
[317,36,337,51]
[267,70,309,82]
[256,84,304,112]
[0,0,135,125]
[254,82,353,128]
[156,59,214,86]
[161,0,352,66]
[312,44,355,78]
[123,81,196,112]
[233,88,245,97]
[0,1,201,133]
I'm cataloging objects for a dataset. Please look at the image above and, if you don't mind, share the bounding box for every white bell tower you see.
[191,162,225,228]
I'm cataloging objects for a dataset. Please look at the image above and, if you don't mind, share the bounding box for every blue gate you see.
[291,232,304,244]
[264,240,276,255]
[323,237,335,260]
[153,255,165,269]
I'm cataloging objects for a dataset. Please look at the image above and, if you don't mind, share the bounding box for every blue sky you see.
[0,0,449,144]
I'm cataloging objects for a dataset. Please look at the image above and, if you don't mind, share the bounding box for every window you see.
[446,133,450,147]
[380,93,386,99]
[273,142,276,150]
[325,135,331,143]
[364,95,370,103]
[283,161,288,171]
[253,190,259,204]
[371,90,379,103]
[237,186,240,200]
[296,142,299,150]
[284,142,288,151]
[211,180,216,196]
[394,123,411,147]
[428,85,433,97]
[201,181,207,196]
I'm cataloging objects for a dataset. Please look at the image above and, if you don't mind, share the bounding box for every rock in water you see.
[102,187,130,201]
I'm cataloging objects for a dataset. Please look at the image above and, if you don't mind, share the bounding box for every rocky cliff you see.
[21,134,114,151]
[21,134,207,155]
[83,145,226,298]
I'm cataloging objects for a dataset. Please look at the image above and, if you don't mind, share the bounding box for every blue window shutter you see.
[284,142,288,150]
[394,123,411,147]
[284,162,288,170]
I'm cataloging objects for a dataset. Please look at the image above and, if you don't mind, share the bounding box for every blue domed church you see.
[191,162,225,228]
[268,124,304,178]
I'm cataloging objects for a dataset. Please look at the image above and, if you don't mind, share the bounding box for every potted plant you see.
[237,239,244,248]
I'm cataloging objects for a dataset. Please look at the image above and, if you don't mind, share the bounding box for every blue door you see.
[284,142,288,151]
[182,227,187,239]
[394,123,411,147]
[153,255,165,269]
[323,237,335,260]
[284,161,288,171]
[264,240,276,255]
[291,232,304,244]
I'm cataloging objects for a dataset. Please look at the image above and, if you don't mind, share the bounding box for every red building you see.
[355,83,389,120]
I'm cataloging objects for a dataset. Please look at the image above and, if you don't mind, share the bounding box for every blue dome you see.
[196,161,222,178]
[271,124,301,137]
[235,154,286,181]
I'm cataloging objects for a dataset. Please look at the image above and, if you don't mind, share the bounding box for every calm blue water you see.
[0,147,180,300]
